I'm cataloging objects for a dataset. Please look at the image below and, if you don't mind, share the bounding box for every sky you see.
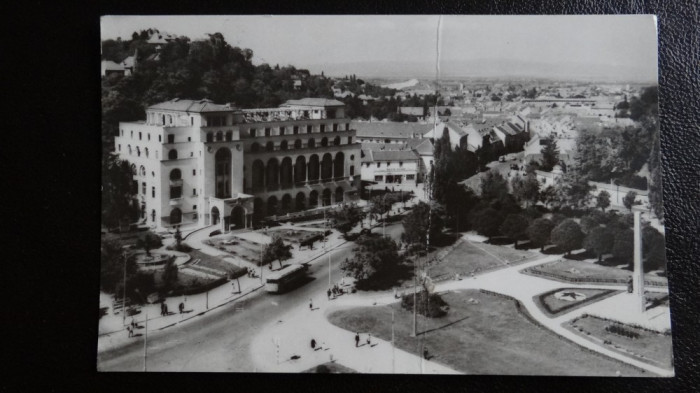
[101,15,658,82]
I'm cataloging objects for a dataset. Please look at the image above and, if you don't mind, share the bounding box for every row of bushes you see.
[605,324,640,339]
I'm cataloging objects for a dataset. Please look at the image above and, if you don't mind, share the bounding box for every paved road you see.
[97,223,405,372]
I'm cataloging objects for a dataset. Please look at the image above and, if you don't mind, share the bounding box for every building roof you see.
[148,99,236,113]
[353,121,433,139]
[366,149,420,162]
[281,98,345,107]
[413,139,434,155]
[102,60,123,71]
[398,107,425,116]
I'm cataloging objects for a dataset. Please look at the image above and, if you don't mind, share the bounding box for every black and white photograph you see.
[98,15,671,376]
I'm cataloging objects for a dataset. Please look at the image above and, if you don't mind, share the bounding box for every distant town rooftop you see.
[148,99,236,113]
[353,121,433,139]
[281,98,345,107]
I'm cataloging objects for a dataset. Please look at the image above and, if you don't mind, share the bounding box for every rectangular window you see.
[193,188,197,196]
[374,175,383,182]
[170,186,182,199]
[280,127,285,135]
[346,123,350,130]
[159,135,162,142]
[152,187,155,198]
[118,144,121,151]
[399,162,403,167]
[332,123,338,131]
[148,134,151,141]
[168,134,175,144]
[320,124,325,133]
[192,169,196,176]
[188,137,191,142]
[265,128,271,136]
[406,174,415,180]
[307,125,312,133]
[193,205,197,210]
[377,163,380,168]
[293,126,299,134]
[139,132,142,140]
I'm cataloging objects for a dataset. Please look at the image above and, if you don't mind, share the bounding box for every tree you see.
[340,235,402,289]
[136,233,162,256]
[551,219,584,256]
[540,138,560,172]
[596,190,611,212]
[480,169,509,202]
[162,257,179,291]
[612,229,634,266]
[623,191,637,212]
[101,154,139,229]
[370,195,392,226]
[539,185,557,209]
[527,218,555,252]
[583,227,615,262]
[262,235,292,269]
[174,226,183,249]
[401,201,444,246]
[512,173,540,207]
[471,207,505,240]
[499,214,530,247]
[100,238,138,294]
[328,204,364,234]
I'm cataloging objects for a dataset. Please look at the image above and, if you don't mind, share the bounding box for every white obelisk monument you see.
[632,206,649,313]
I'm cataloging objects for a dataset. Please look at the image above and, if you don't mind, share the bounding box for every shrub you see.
[400,291,448,318]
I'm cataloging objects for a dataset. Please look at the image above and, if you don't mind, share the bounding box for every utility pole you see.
[259,242,263,285]
[392,307,396,373]
[122,251,127,327]
[143,309,148,372]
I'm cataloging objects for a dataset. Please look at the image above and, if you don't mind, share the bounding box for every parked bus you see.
[265,264,309,293]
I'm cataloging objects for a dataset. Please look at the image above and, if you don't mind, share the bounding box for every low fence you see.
[522,268,668,288]
[168,276,228,297]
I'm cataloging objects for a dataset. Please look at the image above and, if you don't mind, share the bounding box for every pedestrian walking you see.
[310,339,316,350]
[160,302,165,316]
[131,318,136,329]
[355,332,360,347]
[179,302,184,314]
[127,325,133,338]
[327,288,331,300]
[309,299,313,310]
[163,303,169,315]
[366,333,371,346]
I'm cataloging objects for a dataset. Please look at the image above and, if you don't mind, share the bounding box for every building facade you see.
[114,98,361,233]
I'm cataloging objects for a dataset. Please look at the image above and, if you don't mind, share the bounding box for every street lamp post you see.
[122,251,127,327]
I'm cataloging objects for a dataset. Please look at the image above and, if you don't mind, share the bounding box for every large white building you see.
[114,98,361,232]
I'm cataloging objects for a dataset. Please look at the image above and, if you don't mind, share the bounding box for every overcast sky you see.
[101,15,658,81]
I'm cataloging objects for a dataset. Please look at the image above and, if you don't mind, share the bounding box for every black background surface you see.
[6,0,698,392]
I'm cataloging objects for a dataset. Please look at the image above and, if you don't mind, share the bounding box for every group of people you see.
[354,332,372,347]
[326,284,345,300]
[160,302,169,316]
[246,267,257,278]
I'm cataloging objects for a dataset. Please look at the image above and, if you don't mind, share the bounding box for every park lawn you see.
[429,240,535,280]
[536,288,621,317]
[154,269,216,288]
[328,290,646,376]
[567,315,673,370]
[188,250,246,276]
[303,362,358,373]
[208,237,261,264]
[528,259,668,286]
[266,228,318,243]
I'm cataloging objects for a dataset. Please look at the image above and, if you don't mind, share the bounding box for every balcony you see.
[169,197,183,206]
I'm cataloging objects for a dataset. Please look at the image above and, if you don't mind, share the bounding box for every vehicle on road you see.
[265,264,309,293]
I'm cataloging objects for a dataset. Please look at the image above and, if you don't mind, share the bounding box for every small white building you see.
[360,149,421,185]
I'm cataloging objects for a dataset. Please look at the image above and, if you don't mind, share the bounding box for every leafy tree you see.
[162,257,179,291]
[480,169,509,202]
[612,229,634,265]
[471,207,505,240]
[539,185,558,209]
[499,214,530,247]
[137,233,162,256]
[540,138,560,172]
[370,194,393,226]
[623,191,638,212]
[596,190,611,212]
[100,239,137,294]
[512,173,540,207]
[262,234,292,269]
[551,219,584,256]
[328,204,364,234]
[579,210,607,234]
[642,227,667,272]
[401,291,448,318]
[401,202,444,246]
[527,218,555,251]
[583,227,615,262]
[101,154,139,228]
[340,235,402,289]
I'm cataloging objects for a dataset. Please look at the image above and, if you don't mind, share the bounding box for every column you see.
[633,209,645,312]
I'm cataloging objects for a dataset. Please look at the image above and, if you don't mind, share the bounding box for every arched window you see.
[170,208,182,225]
[280,140,288,150]
[279,127,286,136]
[251,142,260,153]
[350,165,355,176]
[128,145,132,155]
[308,138,316,148]
[136,146,141,157]
[168,149,178,160]
[334,152,344,178]
[252,160,265,190]
[142,182,146,195]
[335,187,344,203]
[139,166,146,176]
[131,164,136,175]
[216,131,223,141]
[333,136,340,146]
[169,169,182,199]
[145,148,149,157]
[321,137,328,147]
[267,196,278,216]
[226,131,232,141]
[215,148,232,198]
[169,168,182,180]
[294,139,302,149]
[266,141,274,152]
[350,155,355,161]
[206,133,213,143]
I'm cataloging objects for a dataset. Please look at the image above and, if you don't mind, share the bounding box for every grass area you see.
[567,314,673,370]
[536,288,621,317]
[266,228,319,243]
[302,362,358,373]
[206,237,262,265]
[188,250,246,277]
[328,290,646,376]
[429,240,535,280]
[154,269,215,288]
[526,259,668,286]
